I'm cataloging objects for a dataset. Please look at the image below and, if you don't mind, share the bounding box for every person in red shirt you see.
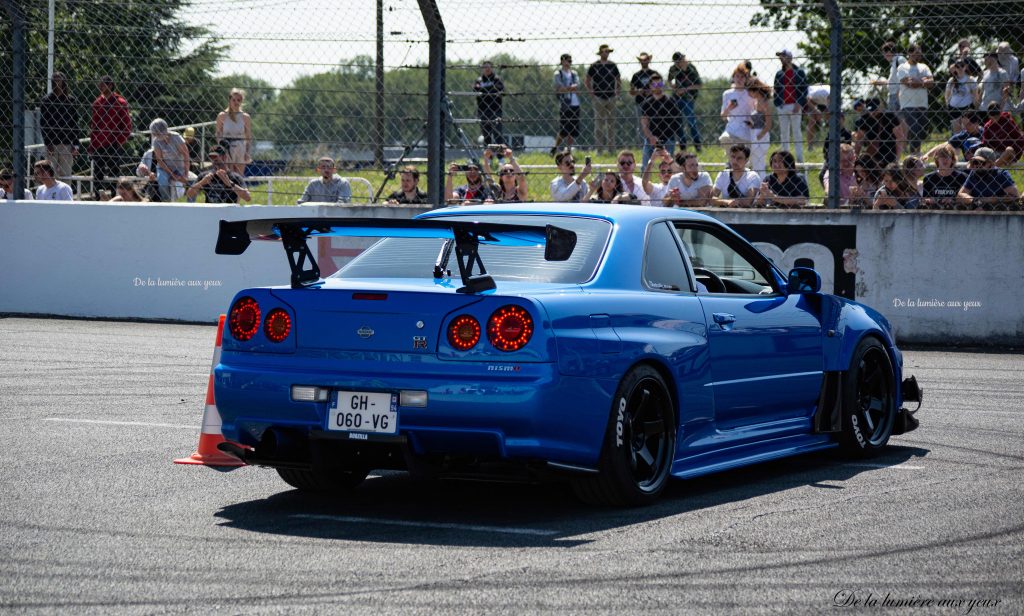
[982,104,1024,166]
[88,75,132,198]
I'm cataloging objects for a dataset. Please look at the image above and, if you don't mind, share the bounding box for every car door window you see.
[643,222,690,292]
[675,225,776,295]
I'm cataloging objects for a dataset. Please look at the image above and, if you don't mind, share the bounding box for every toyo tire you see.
[573,365,676,507]
[839,337,897,456]
[276,467,368,492]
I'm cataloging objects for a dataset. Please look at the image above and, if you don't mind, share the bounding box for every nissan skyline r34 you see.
[207,204,921,506]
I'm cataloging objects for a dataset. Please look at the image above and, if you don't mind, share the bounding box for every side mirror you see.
[787,267,821,294]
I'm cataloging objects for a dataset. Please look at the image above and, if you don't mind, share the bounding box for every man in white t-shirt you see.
[712,144,760,207]
[32,159,74,201]
[549,150,591,202]
[664,152,712,207]
[980,51,1010,112]
[896,44,933,155]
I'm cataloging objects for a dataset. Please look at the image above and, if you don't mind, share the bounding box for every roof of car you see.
[419,203,722,226]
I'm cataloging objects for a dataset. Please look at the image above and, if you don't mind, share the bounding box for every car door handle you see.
[713,313,736,325]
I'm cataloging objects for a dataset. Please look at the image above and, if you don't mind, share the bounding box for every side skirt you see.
[671,434,837,480]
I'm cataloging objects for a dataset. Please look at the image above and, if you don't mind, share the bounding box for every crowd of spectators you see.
[6,38,1024,211]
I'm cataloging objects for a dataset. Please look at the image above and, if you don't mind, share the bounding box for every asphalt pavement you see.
[0,317,1020,615]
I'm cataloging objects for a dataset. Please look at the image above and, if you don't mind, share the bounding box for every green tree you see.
[751,0,1024,82]
[1,0,224,159]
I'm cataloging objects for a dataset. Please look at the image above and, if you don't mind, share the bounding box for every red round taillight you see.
[487,305,534,352]
[228,297,261,341]
[263,308,292,343]
[447,315,481,351]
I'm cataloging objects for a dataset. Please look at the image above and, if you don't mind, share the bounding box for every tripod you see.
[373,93,482,203]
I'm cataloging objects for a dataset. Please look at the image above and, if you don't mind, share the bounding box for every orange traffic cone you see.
[175,314,246,468]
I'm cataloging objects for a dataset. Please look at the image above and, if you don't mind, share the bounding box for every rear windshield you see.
[333,214,611,284]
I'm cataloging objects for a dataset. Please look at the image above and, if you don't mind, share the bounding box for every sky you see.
[184,0,808,87]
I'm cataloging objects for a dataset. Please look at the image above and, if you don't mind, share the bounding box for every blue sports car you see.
[212,204,921,506]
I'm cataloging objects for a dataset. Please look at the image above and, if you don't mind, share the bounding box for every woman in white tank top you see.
[216,88,252,175]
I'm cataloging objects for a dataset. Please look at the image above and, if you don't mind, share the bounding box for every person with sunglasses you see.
[639,74,680,170]
[640,153,674,206]
[615,150,647,203]
[549,150,591,202]
[491,146,528,203]
[0,168,33,200]
[957,146,1020,210]
[184,145,251,204]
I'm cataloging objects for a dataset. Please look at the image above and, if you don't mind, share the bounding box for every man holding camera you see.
[445,161,494,204]
[185,145,251,204]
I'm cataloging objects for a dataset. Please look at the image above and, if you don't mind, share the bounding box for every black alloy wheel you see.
[840,338,896,455]
[573,365,676,506]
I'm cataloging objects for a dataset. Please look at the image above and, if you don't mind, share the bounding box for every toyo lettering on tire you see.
[573,365,675,506]
[839,337,896,456]
[276,467,368,492]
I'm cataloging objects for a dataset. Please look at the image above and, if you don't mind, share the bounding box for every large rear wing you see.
[216,217,577,293]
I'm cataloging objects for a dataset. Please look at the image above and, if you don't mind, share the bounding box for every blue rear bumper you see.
[214,350,616,467]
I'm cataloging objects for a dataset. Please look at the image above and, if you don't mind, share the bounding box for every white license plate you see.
[327,390,398,434]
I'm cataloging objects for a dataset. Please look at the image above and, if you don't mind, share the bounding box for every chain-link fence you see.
[3,0,1024,208]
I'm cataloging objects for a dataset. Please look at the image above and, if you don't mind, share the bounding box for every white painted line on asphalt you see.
[43,417,197,430]
[847,463,924,470]
[291,514,559,536]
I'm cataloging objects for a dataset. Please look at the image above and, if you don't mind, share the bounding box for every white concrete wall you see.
[2,202,1021,344]
[0,202,429,323]
[706,209,1024,346]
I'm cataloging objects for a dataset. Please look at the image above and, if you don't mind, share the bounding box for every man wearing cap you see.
[185,145,251,204]
[586,44,621,154]
[553,54,582,154]
[149,118,190,201]
[772,48,808,162]
[88,75,132,198]
[630,53,658,146]
[896,44,933,155]
[445,161,494,204]
[667,52,702,152]
[957,146,1019,208]
[297,157,351,204]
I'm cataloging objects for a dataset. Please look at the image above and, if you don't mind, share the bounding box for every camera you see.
[584,156,591,166]
[487,143,504,154]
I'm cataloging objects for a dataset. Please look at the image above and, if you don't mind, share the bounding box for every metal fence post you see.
[417,0,446,206]
[375,0,385,169]
[3,0,27,199]
[824,0,842,209]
